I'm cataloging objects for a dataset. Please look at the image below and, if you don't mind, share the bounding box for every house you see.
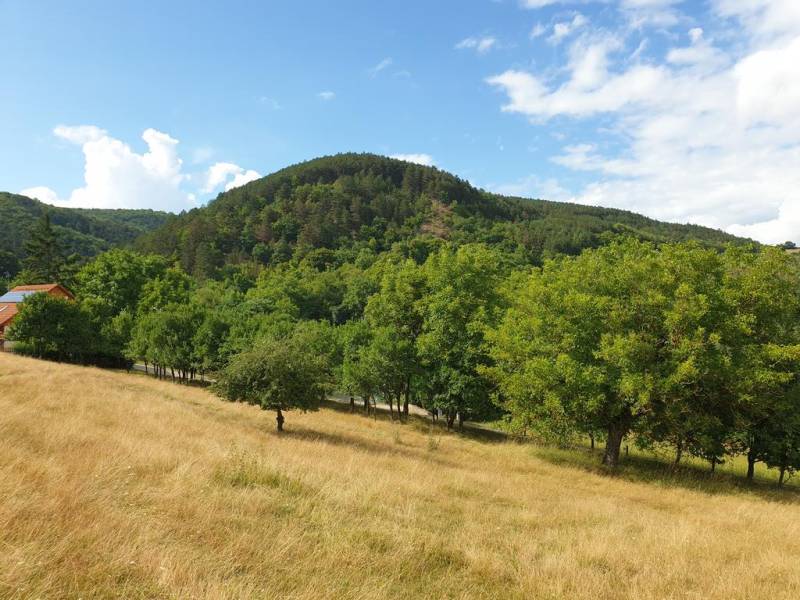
[0,284,74,350]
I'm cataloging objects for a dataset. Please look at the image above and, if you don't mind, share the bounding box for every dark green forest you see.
[0,192,171,278]
[135,153,745,278]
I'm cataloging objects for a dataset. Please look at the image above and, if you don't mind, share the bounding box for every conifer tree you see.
[22,213,65,282]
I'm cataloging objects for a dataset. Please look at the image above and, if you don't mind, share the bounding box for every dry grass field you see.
[2,352,800,599]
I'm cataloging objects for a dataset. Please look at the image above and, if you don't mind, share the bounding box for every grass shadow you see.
[533,444,800,505]
[281,426,396,456]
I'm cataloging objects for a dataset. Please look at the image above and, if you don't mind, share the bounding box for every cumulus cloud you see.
[20,186,61,205]
[456,36,498,54]
[21,126,261,211]
[203,162,261,193]
[23,126,194,211]
[317,91,336,101]
[488,3,800,243]
[390,154,435,166]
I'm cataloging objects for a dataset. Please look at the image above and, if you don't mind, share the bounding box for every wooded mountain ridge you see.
[134,153,747,278]
[0,192,171,277]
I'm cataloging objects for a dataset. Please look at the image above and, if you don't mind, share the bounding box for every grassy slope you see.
[1,353,799,600]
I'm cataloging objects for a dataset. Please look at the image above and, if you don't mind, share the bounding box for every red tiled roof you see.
[10,284,74,299]
[0,303,18,328]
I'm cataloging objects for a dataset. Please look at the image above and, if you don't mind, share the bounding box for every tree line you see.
[7,233,800,483]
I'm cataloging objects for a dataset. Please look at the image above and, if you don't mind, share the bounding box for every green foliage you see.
[485,239,800,473]
[215,332,327,430]
[136,153,744,278]
[7,293,93,361]
[137,267,194,314]
[417,244,507,425]
[76,249,168,315]
[0,250,19,279]
[0,191,170,270]
[21,213,67,284]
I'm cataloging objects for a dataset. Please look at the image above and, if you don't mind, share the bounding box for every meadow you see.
[2,352,800,599]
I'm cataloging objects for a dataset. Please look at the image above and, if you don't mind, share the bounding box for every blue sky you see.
[2,0,799,243]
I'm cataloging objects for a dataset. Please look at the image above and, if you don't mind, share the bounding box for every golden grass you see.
[2,352,800,599]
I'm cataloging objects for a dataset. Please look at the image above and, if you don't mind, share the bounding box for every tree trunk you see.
[602,423,626,467]
[746,450,756,481]
[446,409,455,430]
[457,411,464,431]
[590,432,595,451]
[363,395,369,414]
[276,408,285,432]
[710,457,716,473]
[388,396,395,420]
[404,379,410,419]
[779,464,786,486]
[674,439,683,466]
[144,361,148,375]
[350,395,355,413]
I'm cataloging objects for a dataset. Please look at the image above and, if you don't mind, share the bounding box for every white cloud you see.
[203,162,261,193]
[488,8,800,243]
[53,124,106,144]
[22,126,262,211]
[520,0,562,7]
[24,125,194,211]
[530,23,547,39]
[20,186,61,205]
[714,0,800,40]
[390,153,435,166]
[491,175,572,201]
[548,14,588,45]
[666,28,727,69]
[317,90,336,101]
[456,36,498,54]
[367,57,393,77]
[621,0,683,27]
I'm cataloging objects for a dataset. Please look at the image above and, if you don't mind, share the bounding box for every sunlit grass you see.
[2,352,800,599]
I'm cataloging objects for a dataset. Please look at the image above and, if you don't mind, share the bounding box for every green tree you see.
[76,249,168,315]
[7,293,91,361]
[723,246,800,480]
[339,320,378,413]
[21,213,66,283]
[192,310,231,378]
[137,267,194,314]
[364,258,425,420]
[642,244,737,468]
[485,239,669,466]
[0,250,19,279]
[215,335,326,431]
[417,244,507,428]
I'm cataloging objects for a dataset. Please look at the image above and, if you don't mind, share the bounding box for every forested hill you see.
[135,153,745,278]
[0,192,171,276]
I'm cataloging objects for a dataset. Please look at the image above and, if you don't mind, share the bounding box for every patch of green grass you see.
[214,449,307,496]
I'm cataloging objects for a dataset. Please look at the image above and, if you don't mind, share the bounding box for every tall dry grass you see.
[1,352,800,599]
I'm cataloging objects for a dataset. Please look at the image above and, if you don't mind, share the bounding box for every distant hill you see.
[136,153,747,278]
[0,192,172,276]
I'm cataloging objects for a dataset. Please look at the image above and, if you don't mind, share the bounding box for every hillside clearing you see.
[1,353,799,599]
